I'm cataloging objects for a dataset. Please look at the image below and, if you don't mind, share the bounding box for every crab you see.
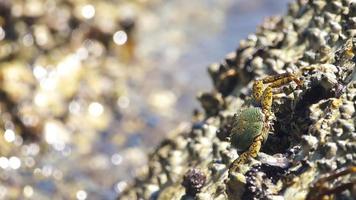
[227,72,302,173]
[225,71,303,197]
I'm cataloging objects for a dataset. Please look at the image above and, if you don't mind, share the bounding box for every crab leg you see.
[306,166,356,200]
[261,72,298,84]
[229,136,263,172]
[315,166,356,185]
[253,72,302,102]
[229,125,269,173]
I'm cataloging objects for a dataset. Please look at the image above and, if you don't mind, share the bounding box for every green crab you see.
[228,72,302,173]
[224,71,304,198]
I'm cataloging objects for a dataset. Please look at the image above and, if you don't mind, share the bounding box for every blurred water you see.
[172,0,292,121]
[0,0,292,199]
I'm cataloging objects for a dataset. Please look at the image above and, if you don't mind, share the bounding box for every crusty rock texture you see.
[119,0,356,199]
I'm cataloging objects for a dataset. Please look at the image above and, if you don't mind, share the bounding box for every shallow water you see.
[0,0,290,199]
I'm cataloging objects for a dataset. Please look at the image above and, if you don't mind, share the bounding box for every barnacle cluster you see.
[120,0,356,199]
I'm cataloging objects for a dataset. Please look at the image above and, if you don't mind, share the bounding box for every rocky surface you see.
[119,0,356,199]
